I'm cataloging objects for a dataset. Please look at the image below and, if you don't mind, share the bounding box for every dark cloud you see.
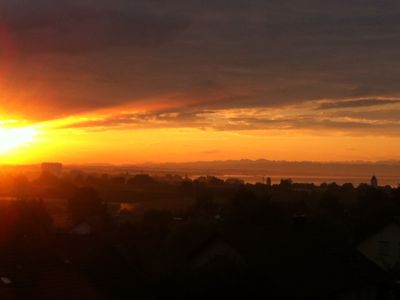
[2,0,400,123]
[333,109,400,121]
[61,110,211,130]
[7,9,190,54]
[317,99,400,110]
[211,116,400,135]
[59,106,400,136]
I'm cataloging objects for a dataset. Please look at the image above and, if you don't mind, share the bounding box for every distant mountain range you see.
[2,159,399,185]
[132,159,400,185]
[133,159,400,176]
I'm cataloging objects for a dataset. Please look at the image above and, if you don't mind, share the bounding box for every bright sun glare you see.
[0,126,38,154]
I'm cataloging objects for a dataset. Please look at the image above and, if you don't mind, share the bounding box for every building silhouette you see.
[41,162,63,177]
[370,175,378,188]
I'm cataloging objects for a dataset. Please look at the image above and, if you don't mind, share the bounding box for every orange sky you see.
[1,102,400,164]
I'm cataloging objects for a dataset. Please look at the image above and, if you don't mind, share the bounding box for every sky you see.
[1,0,400,163]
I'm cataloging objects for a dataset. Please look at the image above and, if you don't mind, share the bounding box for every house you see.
[176,229,388,299]
[188,235,245,270]
[69,222,92,235]
[358,221,400,270]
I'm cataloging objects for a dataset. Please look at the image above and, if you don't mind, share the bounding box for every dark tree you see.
[127,174,157,186]
[68,187,106,224]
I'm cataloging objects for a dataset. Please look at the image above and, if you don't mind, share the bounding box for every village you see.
[0,164,397,299]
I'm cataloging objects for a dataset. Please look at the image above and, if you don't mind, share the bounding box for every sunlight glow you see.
[0,126,38,154]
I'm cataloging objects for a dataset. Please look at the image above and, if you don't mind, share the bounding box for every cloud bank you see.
[1,0,400,136]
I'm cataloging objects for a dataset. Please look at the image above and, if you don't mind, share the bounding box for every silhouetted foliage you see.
[279,178,293,189]
[68,187,106,224]
[127,174,157,186]
[0,170,397,298]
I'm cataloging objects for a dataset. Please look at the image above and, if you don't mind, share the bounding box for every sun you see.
[0,126,38,154]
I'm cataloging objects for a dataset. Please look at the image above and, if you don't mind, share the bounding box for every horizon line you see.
[1,158,400,167]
